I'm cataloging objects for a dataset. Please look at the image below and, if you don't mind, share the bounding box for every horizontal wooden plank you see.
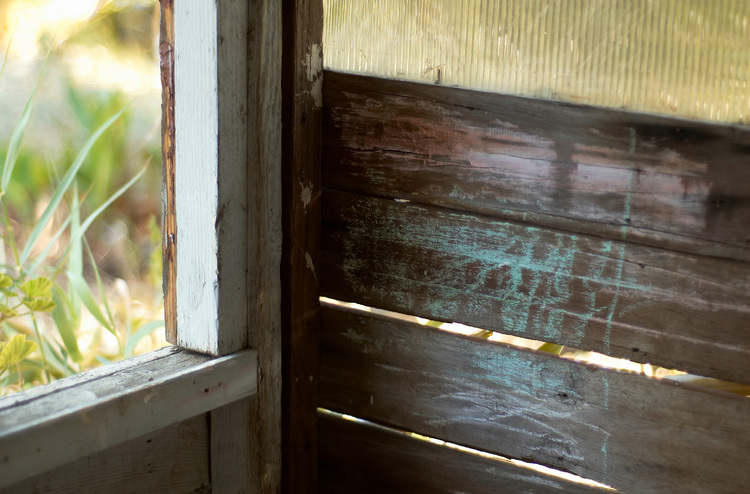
[3,414,210,494]
[320,303,750,494]
[323,71,750,262]
[0,346,256,488]
[319,411,612,494]
[321,189,750,384]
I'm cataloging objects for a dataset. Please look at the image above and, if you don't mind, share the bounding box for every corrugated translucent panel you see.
[323,0,750,124]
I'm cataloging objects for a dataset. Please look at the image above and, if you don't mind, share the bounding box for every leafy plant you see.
[0,38,162,393]
[0,334,38,377]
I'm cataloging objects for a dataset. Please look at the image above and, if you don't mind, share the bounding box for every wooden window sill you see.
[0,346,257,488]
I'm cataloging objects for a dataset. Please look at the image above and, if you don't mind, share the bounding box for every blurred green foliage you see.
[0,0,165,395]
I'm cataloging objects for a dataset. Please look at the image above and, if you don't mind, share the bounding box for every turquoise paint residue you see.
[603,169,636,353]
[336,194,656,347]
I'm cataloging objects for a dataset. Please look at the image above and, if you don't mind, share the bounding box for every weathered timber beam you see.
[0,346,257,488]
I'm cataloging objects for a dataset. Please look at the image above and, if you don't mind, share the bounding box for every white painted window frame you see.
[0,0,281,489]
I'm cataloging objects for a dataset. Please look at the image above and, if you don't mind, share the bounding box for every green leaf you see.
[19,104,130,266]
[0,334,38,374]
[0,304,19,318]
[67,271,116,336]
[51,286,82,363]
[124,320,165,357]
[0,273,12,289]
[19,277,53,299]
[22,297,56,312]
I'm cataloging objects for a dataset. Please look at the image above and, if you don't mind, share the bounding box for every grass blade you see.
[0,24,14,82]
[67,270,116,336]
[1,46,50,193]
[19,104,130,266]
[42,163,148,276]
[2,96,35,194]
[51,285,83,363]
[124,320,164,357]
[78,163,146,236]
[68,184,83,276]
[83,236,116,335]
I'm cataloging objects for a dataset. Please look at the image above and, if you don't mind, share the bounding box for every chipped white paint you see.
[174,0,249,355]
[175,0,220,353]
[305,43,323,107]
[305,251,317,282]
[300,180,313,208]
[305,43,323,81]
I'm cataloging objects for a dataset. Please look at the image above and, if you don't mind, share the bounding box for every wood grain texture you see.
[281,0,323,492]
[173,0,222,353]
[246,0,283,491]
[321,189,750,384]
[319,303,750,494]
[0,347,256,488]
[323,72,750,262]
[4,415,210,494]
[173,0,250,355]
[211,398,250,494]
[319,411,612,494]
[159,0,177,343]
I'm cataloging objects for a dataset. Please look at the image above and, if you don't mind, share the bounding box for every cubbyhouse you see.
[2,1,749,493]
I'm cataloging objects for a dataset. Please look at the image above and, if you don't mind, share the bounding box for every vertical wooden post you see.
[210,0,282,492]
[168,0,251,356]
[163,0,282,491]
[282,0,324,492]
[239,0,283,491]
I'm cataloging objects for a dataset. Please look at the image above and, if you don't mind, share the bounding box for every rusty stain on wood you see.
[160,0,177,343]
[319,303,750,494]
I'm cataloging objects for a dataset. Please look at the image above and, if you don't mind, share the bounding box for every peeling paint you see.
[305,252,318,282]
[304,43,324,107]
[300,180,313,208]
[305,43,323,82]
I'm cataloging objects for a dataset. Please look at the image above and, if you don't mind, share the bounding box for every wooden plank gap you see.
[319,409,615,493]
[320,304,750,493]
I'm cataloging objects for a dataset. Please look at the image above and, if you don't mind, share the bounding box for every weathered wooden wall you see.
[319,71,750,493]
[4,415,210,494]
[321,71,750,385]
[318,411,610,494]
[319,304,750,493]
